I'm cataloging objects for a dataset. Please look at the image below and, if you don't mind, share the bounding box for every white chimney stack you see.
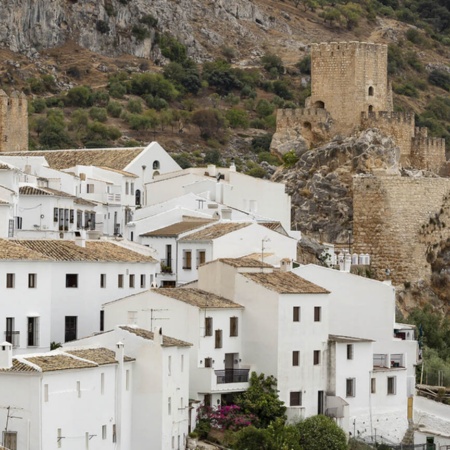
[280,258,292,272]
[0,342,13,369]
[74,230,87,248]
[154,327,163,346]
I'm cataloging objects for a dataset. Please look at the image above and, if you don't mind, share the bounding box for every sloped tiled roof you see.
[0,359,39,373]
[0,239,157,263]
[98,167,139,178]
[242,271,329,294]
[2,148,144,171]
[25,354,98,372]
[19,186,74,198]
[141,220,215,237]
[66,348,134,364]
[217,257,273,269]
[120,326,192,347]
[74,197,97,207]
[329,335,374,343]
[157,287,243,309]
[180,222,251,241]
[0,199,10,205]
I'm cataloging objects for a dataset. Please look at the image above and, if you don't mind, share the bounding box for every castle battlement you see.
[361,111,414,124]
[310,41,387,57]
[412,136,446,148]
[415,127,428,138]
[277,107,329,120]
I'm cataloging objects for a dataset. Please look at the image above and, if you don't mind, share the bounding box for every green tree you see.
[65,86,93,107]
[39,110,73,149]
[236,372,286,428]
[260,53,284,76]
[296,415,347,450]
[225,108,249,129]
[130,73,178,100]
[192,109,225,140]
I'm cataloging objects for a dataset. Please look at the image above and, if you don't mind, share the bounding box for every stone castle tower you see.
[0,90,28,152]
[307,41,393,133]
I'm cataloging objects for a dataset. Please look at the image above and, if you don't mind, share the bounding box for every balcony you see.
[160,259,174,274]
[104,193,121,204]
[4,331,20,348]
[215,369,250,384]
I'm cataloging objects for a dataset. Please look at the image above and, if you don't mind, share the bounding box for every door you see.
[27,317,39,347]
[5,318,14,345]
[65,316,77,342]
[318,390,324,415]
[224,353,235,383]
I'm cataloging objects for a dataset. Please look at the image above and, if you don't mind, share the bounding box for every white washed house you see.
[0,343,133,450]
[0,238,158,353]
[103,287,250,407]
[64,325,192,450]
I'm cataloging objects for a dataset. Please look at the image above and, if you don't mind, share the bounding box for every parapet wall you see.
[275,108,331,129]
[353,174,450,284]
[0,90,28,152]
[360,111,415,160]
[411,137,446,173]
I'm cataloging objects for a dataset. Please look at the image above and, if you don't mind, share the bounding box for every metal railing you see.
[215,369,250,384]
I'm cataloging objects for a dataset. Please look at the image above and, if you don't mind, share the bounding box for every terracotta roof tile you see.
[19,186,74,198]
[242,271,329,294]
[0,239,157,263]
[120,326,192,347]
[25,354,97,372]
[2,148,144,171]
[98,167,139,177]
[74,197,97,206]
[328,335,374,343]
[0,359,39,373]
[157,287,243,308]
[66,348,134,364]
[217,257,273,268]
[180,223,251,241]
[141,220,215,237]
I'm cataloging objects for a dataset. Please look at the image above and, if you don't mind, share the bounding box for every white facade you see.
[63,325,191,450]
[103,288,250,407]
[0,344,133,450]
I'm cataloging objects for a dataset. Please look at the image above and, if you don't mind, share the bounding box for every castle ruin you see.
[0,90,28,152]
[272,41,450,284]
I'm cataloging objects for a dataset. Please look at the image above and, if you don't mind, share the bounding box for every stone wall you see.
[0,90,28,152]
[360,111,415,162]
[353,173,450,284]
[309,41,390,133]
[411,136,446,173]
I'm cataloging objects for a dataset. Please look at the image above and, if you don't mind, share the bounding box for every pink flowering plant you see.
[198,404,256,431]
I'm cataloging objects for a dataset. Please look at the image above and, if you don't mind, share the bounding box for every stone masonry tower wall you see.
[0,90,28,152]
[309,42,391,134]
[353,174,450,284]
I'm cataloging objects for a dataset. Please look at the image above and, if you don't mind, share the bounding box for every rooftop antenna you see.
[261,237,270,270]
[142,308,169,330]
[1,405,23,447]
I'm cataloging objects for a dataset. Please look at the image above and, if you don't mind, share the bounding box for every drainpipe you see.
[115,342,125,450]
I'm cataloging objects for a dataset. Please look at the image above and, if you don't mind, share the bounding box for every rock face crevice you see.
[0,0,289,59]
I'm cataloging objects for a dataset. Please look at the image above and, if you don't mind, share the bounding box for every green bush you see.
[282,150,299,167]
[296,54,311,74]
[297,415,347,450]
[202,59,242,95]
[65,86,93,107]
[139,14,158,27]
[429,69,450,91]
[132,25,150,41]
[130,73,178,100]
[89,107,108,122]
[251,134,273,153]
[225,108,249,129]
[258,152,280,165]
[127,99,143,114]
[143,95,168,111]
[260,53,284,75]
[158,33,187,63]
[108,81,128,99]
[32,98,46,114]
[256,99,275,118]
[393,82,419,97]
[107,101,122,118]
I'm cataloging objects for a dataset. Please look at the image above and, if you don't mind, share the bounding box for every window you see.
[77,381,81,398]
[387,376,396,395]
[371,377,376,394]
[129,274,135,288]
[100,274,106,288]
[314,306,321,322]
[293,306,300,322]
[54,207,59,222]
[230,317,238,337]
[205,317,213,336]
[347,344,354,360]
[215,329,223,349]
[313,350,321,365]
[205,357,212,368]
[183,250,192,269]
[290,391,302,406]
[65,316,77,342]
[292,351,300,366]
[168,397,172,415]
[100,311,104,332]
[77,210,83,229]
[130,183,135,195]
[168,356,172,376]
[368,86,374,96]
[181,354,184,372]
[118,274,124,288]
[27,317,39,347]
[86,183,94,193]
[44,384,49,402]
[125,182,129,195]
[15,216,22,230]
[64,209,69,231]
[6,273,14,288]
[28,273,37,288]
[112,424,116,443]
[102,425,107,440]
[65,274,78,288]
[70,209,74,224]
[5,318,16,347]
[101,373,105,395]
[204,394,211,407]
[140,274,146,288]
[153,160,160,170]
[346,378,356,397]
[197,250,206,267]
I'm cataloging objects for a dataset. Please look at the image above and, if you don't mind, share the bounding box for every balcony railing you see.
[160,259,173,274]
[215,369,250,384]
[4,331,20,348]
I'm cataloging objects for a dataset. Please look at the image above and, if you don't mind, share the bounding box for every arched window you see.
[135,189,141,206]
[313,100,325,109]
[368,105,374,112]
[303,121,312,130]
[368,86,374,96]
[152,160,160,170]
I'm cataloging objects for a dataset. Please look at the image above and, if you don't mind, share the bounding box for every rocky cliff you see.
[0,0,290,60]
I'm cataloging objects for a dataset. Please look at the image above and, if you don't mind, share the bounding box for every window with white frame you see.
[347,344,354,360]
[183,250,192,269]
[86,184,94,193]
[313,350,321,365]
[346,378,356,397]
[6,273,14,288]
[292,351,300,366]
[387,376,396,395]
[371,377,376,394]
[28,273,37,288]
[293,306,300,322]
[290,391,302,406]
[314,306,321,322]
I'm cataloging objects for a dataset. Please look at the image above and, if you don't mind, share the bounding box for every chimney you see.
[280,258,292,272]
[229,158,236,172]
[154,327,163,346]
[0,342,13,369]
[221,208,232,220]
[74,230,86,248]
[207,164,217,177]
